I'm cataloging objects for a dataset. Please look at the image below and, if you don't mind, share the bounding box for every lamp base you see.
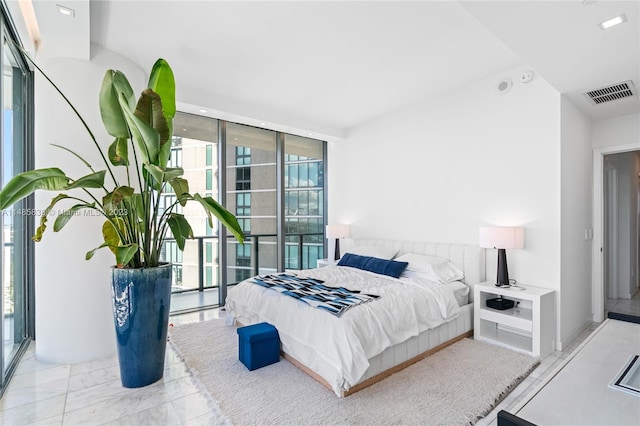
[496,248,510,287]
[334,239,341,261]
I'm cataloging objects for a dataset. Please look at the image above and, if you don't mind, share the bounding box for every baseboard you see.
[556,318,593,352]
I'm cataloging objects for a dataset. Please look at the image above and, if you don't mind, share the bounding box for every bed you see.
[225,239,485,397]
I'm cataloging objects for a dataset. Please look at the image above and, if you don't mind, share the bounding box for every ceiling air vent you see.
[584,80,637,105]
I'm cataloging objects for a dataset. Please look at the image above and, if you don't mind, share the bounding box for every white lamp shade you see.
[479,226,524,249]
[326,224,350,239]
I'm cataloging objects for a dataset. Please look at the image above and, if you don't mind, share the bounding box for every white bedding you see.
[449,280,470,306]
[225,265,461,396]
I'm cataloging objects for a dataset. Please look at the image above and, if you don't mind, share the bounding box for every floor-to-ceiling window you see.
[0,6,34,397]
[163,113,326,311]
[284,135,324,270]
[225,123,278,284]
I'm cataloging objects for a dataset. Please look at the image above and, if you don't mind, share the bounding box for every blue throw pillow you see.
[337,253,408,279]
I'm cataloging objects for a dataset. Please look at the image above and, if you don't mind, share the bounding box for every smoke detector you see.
[520,71,535,84]
[584,80,637,105]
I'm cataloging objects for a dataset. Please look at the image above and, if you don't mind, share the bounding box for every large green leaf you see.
[86,238,137,267]
[103,186,134,215]
[102,218,124,250]
[66,170,106,190]
[118,93,160,165]
[193,193,244,244]
[148,59,175,168]
[131,193,145,221]
[115,244,139,268]
[108,138,129,166]
[168,178,189,206]
[148,59,176,119]
[0,168,69,210]
[54,202,96,232]
[158,132,173,170]
[85,242,109,261]
[134,89,170,148]
[164,167,183,179]
[99,70,134,138]
[143,163,165,185]
[145,165,184,183]
[33,194,70,242]
[167,213,194,251]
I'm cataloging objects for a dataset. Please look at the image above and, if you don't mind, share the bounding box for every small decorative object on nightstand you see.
[474,282,555,358]
[316,258,337,268]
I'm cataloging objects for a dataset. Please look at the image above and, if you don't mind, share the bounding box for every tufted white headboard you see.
[352,239,486,301]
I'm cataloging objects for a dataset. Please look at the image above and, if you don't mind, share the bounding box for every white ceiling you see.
[14,1,640,141]
[461,0,640,122]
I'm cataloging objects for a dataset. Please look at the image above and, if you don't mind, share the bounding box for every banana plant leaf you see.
[0,168,69,210]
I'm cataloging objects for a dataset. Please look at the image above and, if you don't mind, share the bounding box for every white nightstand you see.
[474,282,555,358]
[316,258,338,268]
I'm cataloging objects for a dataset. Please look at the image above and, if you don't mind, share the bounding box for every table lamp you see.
[326,225,350,260]
[479,226,524,287]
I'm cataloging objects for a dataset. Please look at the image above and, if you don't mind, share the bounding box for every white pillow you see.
[346,246,399,260]
[395,253,464,284]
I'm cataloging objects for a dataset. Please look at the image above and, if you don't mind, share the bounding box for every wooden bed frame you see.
[284,330,474,397]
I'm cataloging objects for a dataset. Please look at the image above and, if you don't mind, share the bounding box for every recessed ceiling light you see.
[182,128,187,131]
[308,133,313,136]
[199,109,207,113]
[56,4,75,17]
[599,14,627,30]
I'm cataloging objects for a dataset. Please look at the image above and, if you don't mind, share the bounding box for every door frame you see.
[593,143,640,322]
[604,167,618,300]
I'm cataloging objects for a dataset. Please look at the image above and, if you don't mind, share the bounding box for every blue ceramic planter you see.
[111,263,172,388]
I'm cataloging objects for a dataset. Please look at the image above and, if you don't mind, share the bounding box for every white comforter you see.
[225,265,461,396]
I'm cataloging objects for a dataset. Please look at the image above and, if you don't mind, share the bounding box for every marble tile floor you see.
[0,308,600,426]
[0,309,225,426]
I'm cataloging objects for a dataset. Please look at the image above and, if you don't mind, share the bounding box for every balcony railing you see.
[162,232,324,297]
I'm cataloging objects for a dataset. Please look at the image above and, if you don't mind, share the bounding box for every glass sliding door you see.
[225,123,277,284]
[159,113,327,310]
[0,8,34,397]
[161,112,220,294]
[284,135,325,269]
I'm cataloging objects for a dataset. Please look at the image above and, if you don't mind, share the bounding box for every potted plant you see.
[0,58,244,388]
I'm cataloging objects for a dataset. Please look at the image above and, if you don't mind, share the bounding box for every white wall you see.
[592,113,640,149]
[34,45,145,363]
[329,66,570,341]
[559,97,593,346]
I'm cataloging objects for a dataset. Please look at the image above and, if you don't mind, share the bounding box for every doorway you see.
[597,149,640,320]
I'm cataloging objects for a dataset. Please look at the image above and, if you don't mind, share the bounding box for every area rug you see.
[169,319,539,425]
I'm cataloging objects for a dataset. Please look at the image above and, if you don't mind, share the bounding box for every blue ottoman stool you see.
[237,322,280,371]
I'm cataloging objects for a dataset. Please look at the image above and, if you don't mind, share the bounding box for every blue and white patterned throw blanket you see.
[252,273,380,318]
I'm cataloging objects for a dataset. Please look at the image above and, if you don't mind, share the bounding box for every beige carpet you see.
[169,319,538,425]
